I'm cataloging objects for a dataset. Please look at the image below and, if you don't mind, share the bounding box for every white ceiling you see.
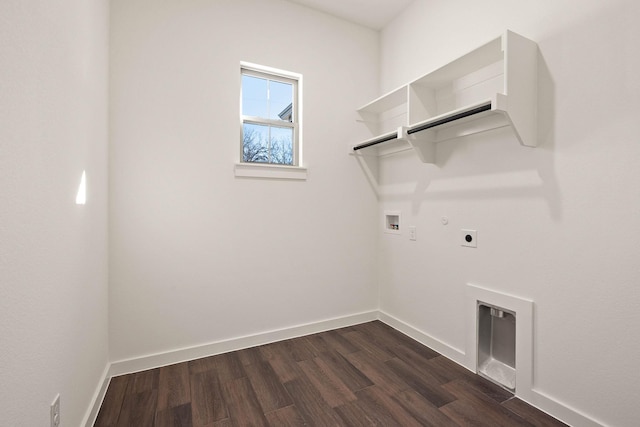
[285,0,415,30]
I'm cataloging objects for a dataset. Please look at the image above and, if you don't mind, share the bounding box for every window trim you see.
[239,62,303,175]
[234,162,308,180]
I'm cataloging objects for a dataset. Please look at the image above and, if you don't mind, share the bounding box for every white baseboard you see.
[528,389,605,427]
[84,309,604,427]
[82,363,113,427]
[377,310,466,366]
[109,310,378,377]
[378,310,605,427]
[83,310,377,426]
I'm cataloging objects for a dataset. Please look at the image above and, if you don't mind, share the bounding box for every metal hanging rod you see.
[352,132,398,151]
[407,103,492,135]
[352,102,493,152]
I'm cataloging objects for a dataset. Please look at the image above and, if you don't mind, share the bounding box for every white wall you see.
[0,0,110,426]
[109,0,380,361]
[7,0,635,424]
[378,0,640,426]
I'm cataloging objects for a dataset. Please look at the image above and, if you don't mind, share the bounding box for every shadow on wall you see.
[354,50,560,220]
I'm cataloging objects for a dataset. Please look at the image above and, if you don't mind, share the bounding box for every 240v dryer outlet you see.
[461,229,477,248]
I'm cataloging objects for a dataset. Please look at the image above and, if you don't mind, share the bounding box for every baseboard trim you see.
[109,310,378,377]
[83,310,377,426]
[84,309,605,427]
[377,310,605,427]
[378,310,466,366]
[82,363,112,427]
[528,389,605,427]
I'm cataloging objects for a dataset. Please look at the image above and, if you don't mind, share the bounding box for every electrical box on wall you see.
[384,211,401,234]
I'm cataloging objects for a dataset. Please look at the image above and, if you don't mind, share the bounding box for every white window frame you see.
[236,62,306,180]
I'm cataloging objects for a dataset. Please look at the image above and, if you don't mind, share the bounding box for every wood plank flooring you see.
[94,321,567,427]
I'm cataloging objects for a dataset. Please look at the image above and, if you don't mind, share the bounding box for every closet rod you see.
[407,103,492,135]
[353,133,398,151]
[353,102,492,152]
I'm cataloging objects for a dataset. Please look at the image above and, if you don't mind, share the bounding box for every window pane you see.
[240,65,299,167]
[242,75,268,118]
[269,80,293,121]
[242,123,269,163]
[270,126,294,165]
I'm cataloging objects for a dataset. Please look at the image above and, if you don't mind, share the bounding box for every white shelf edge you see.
[357,86,407,114]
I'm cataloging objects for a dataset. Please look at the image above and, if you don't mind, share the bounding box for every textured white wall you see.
[0,0,110,426]
[109,0,380,361]
[378,0,640,425]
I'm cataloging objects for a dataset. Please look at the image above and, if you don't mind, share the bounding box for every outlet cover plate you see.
[51,394,60,427]
[409,226,416,241]
[461,229,477,248]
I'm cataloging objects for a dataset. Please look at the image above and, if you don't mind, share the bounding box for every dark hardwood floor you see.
[94,321,567,427]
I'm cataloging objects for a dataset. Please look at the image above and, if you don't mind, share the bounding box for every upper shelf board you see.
[357,86,407,114]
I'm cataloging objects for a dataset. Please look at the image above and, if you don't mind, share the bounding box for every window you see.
[240,64,300,167]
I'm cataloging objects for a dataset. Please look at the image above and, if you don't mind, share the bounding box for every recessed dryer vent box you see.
[384,211,401,234]
[477,302,516,392]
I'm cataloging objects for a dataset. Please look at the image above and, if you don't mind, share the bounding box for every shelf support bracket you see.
[404,127,436,164]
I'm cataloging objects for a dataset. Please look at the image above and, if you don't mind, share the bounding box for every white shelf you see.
[358,86,407,114]
[352,30,538,164]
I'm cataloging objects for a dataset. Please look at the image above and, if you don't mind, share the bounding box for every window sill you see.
[234,163,308,180]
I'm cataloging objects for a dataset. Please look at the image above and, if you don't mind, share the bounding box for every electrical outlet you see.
[461,229,477,248]
[50,394,60,427]
[408,226,417,241]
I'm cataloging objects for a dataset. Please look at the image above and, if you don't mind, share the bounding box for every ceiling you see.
[285,0,415,30]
